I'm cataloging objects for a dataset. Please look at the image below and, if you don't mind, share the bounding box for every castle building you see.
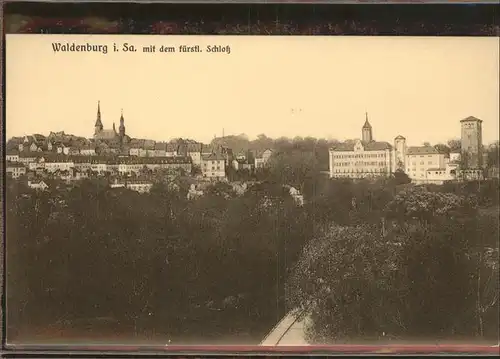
[404,145,447,183]
[329,114,394,179]
[94,101,128,143]
[460,116,483,169]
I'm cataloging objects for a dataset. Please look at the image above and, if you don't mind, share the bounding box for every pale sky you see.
[6,34,500,146]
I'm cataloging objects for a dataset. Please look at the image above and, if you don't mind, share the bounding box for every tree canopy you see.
[287,184,499,343]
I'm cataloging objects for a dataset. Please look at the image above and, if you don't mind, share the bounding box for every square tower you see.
[460,116,483,169]
[393,135,406,171]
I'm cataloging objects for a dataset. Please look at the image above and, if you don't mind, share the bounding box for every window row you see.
[335,162,388,167]
[332,153,387,159]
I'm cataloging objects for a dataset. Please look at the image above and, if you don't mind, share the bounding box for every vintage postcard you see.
[4,34,500,350]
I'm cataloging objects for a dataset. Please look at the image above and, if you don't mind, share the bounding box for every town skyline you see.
[6,35,500,145]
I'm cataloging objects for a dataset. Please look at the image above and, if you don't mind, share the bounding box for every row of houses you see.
[7,146,275,179]
[11,133,93,154]
[10,131,276,159]
[6,153,228,180]
[11,139,222,165]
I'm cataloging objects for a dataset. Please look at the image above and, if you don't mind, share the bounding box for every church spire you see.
[94,100,103,132]
[119,108,126,138]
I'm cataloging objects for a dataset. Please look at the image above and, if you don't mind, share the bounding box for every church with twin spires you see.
[94,101,129,144]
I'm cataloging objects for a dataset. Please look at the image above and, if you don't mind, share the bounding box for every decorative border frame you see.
[4,3,500,36]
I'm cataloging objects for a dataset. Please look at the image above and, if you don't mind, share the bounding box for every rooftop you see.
[331,140,392,152]
[407,146,442,155]
[460,116,482,123]
[202,153,225,161]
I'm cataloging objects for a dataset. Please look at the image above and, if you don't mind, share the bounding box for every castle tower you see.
[113,122,116,132]
[362,112,373,142]
[94,101,103,135]
[394,135,407,171]
[460,116,483,168]
[119,109,126,138]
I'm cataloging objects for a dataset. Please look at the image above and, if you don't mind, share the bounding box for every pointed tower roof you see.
[362,112,372,129]
[95,101,103,127]
[120,108,124,122]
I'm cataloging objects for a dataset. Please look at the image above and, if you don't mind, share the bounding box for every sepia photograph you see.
[4,33,500,348]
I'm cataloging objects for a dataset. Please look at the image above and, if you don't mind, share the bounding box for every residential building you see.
[80,144,97,156]
[201,144,213,157]
[177,141,188,157]
[18,153,39,166]
[6,151,20,162]
[129,141,142,156]
[201,153,226,179]
[187,143,203,166]
[154,142,167,157]
[68,148,81,156]
[44,156,75,173]
[56,144,71,155]
[126,181,153,193]
[106,160,120,174]
[117,156,192,175]
[255,149,273,169]
[90,159,108,174]
[28,157,46,170]
[235,150,247,161]
[72,168,90,180]
[110,180,126,189]
[55,169,73,182]
[73,157,93,173]
[166,143,178,157]
[6,162,26,178]
[232,158,254,171]
[118,162,143,175]
[110,179,153,193]
[144,140,156,157]
[28,180,49,191]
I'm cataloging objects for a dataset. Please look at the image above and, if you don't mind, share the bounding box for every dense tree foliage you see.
[447,139,462,152]
[6,178,312,343]
[6,147,499,345]
[288,185,499,344]
[212,134,338,171]
[486,141,499,168]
